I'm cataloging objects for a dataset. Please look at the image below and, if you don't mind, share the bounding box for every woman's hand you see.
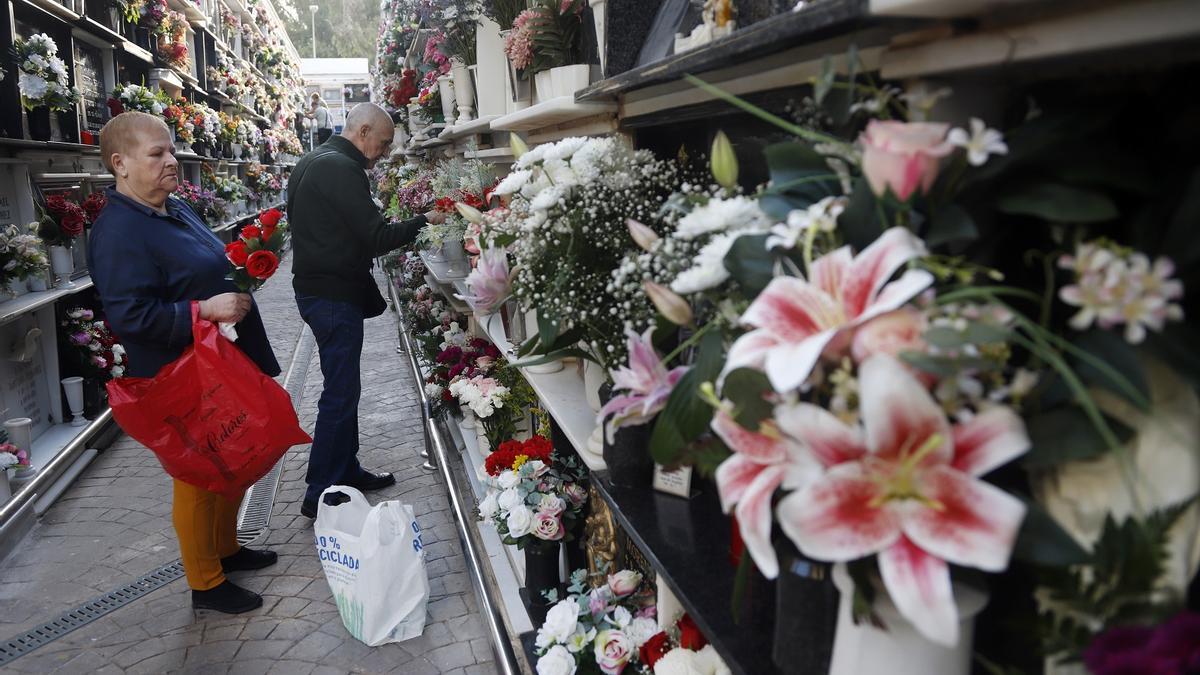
[199,293,252,323]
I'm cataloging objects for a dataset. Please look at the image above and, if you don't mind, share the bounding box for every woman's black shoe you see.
[192,581,263,614]
[220,547,278,572]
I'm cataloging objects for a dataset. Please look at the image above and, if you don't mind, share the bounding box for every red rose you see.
[241,225,262,240]
[435,197,456,213]
[245,250,279,280]
[82,193,107,222]
[258,208,282,227]
[639,632,671,670]
[225,240,249,267]
[60,209,86,238]
[261,224,276,241]
[677,614,708,651]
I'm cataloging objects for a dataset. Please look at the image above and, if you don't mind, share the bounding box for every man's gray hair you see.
[342,103,393,136]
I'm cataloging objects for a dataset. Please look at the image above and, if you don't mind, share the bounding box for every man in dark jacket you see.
[287,102,442,518]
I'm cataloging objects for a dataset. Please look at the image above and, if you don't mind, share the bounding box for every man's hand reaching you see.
[424,210,447,225]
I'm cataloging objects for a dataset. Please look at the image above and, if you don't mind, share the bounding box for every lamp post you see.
[309,4,318,59]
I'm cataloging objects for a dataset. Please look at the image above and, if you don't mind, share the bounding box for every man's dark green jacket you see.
[287,135,426,317]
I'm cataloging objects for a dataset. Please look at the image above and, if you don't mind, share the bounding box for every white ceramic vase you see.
[4,418,32,459]
[28,272,49,292]
[451,58,475,123]
[460,408,476,430]
[533,70,554,104]
[437,75,457,126]
[828,564,987,675]
[61,377,86,427]
[49,245,75,289]
[550,64,592,97]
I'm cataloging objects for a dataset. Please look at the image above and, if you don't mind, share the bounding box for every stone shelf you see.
[417,249,470,284]
[440,115,501,142]
[0,277,94,328]
[490,97,618,132]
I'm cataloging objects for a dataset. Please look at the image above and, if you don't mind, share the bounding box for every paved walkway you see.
[0,254,495,674]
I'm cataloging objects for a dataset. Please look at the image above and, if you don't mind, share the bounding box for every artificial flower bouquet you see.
[61,308,126,379]
[0,443,29,471]
[224,208,284,292]
[0,223,49,288]
[108,83,168,116]
[14,33,80,112]
[36,195,90,248]
[476,435,588,551]
[176,180,228,224]
[532,568,662,675]
[639,613,731,675]
[162,100,195,144]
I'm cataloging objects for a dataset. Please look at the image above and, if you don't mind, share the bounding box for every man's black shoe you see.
[192,581,263,614]
[347,470,396,492]
[221,547,278,573]
[300,500,317,518]
[301,490,352,518]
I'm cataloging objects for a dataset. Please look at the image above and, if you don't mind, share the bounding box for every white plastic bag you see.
[314,486,430,646]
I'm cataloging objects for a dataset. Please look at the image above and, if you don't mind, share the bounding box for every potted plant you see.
[14,34,81,142]
[36,196,89,288]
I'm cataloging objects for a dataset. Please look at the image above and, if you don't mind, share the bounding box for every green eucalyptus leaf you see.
[649,331,725,465]
[723,234,775,297]
[1023,407,1134,468]
[996,183,1118,224]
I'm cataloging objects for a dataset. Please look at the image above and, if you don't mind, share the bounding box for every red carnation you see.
[258,208,282,227]
[435,197,456,213]
[639,632,671,670]
[241,225,262,240]
[522,436,552,461]
[225,240,249,267]
[245,250,279,280]
[677,614,708,650]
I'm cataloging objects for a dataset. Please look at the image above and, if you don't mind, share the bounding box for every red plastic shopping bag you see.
[106,302,311,498]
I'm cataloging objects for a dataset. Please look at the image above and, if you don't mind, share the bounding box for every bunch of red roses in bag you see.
[38,194,102,248]
[225,208,284,292]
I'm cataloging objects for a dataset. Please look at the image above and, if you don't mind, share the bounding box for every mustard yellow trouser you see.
[172,479,244,591]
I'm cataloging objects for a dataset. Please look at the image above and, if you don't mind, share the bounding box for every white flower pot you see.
[522,311,564,374]
[533,70,554,104]
[3,418,32,459]
[440,239,467,263]
[28,272,49,292]
[9,466,37,493]
[5,278,29,299]
[61,377,86,427]
[583,359,605,414]
[451,58,475,123]
[828,564,987,675]
[49,245,75,289]
[460,409,476,430]
[550,64,592,98]
[437,75,457,126]
[231,143,243,159]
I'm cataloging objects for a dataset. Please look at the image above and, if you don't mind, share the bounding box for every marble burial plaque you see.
[74,41,108,133]
[0,314,53,438]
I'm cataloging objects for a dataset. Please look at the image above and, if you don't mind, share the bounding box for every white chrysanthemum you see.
[48,57,67,81]
[545,136,587,162]
[18,72,48,101]
[671,233,739,294]
[520,172,552,201]
[530,184,569,212]
[674,196,772,240]
[542,159,578,187]
[515,143,549,169]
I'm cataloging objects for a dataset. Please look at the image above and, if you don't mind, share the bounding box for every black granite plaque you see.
[74,41,107,133]
[604,0,667,77]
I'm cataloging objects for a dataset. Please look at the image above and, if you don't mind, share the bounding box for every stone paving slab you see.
[0,255,497,674]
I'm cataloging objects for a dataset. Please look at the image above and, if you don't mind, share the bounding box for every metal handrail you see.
[0,409,114,528]
[396,318,523,675]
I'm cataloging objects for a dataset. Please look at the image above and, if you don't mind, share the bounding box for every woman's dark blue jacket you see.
[87,187,281,379]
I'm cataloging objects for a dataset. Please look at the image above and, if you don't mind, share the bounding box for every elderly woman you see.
[88,112,280,614]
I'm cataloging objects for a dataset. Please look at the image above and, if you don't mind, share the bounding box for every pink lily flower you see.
[457,247,510,313]
[775,354,1029,646]
[712,411,828,579]
[598,328,689,441]
[723,226,933,392]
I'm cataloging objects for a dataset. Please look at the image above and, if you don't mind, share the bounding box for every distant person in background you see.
[312,95,333,145]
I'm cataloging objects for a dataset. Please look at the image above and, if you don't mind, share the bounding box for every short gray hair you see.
[342,103,393,136]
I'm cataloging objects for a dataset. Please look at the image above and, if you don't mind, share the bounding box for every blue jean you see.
[297,295,366,505]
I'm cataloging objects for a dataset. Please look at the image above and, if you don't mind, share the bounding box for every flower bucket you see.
[550,64,592,98]
[231,143,243,159]
[523,543,562,625]
[56,110,77,143]
[27,106,51,142]
[28,273,49,292]
[440,239,467,263]
[828,564,988,675]
[773,542,838,672]
[5,278,29,299]
[49,245,75,289]
[598,384,654,489]
[533,70,554,104]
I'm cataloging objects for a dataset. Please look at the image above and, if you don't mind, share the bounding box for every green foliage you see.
[529,0,585,74]
[1038,498,1196,662]
[648,331,724,465]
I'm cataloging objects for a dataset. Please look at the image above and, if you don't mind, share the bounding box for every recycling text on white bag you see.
[314,486,430,646]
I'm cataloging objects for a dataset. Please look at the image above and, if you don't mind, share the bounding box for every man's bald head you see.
[341,103,395,167]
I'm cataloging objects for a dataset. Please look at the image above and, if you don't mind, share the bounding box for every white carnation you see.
[545,136,587,162]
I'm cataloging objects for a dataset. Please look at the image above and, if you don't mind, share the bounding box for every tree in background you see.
[284,0,381,58]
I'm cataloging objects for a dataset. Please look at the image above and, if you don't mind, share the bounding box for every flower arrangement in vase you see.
[14,33,81,141]
[0,224,50,296]
[61,308,126,379]
[477,435,588,551]
[108,83,168,116]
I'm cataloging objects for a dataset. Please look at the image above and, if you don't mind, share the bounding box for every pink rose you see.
[539,494,566,515]
[564,483,587,506]
[532,511,564,541]
[607,570,642,598]
[593,630,633,675]
[851,307,928,363]
[859,120,953,201]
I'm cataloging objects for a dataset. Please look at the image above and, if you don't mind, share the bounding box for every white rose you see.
[478,491,499,519]
[536,598,579,646]
[654,649,708,675]
[607,570,643,598]
[535,645,576,675]
[506,504,533,537]
[608,605,632,630]
[695,645,731,675]
[498,470,521,490]
[538,494,566,516]
[627,617,659,649]
[497,487,523,512]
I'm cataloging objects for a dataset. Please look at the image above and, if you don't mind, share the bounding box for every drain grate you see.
[0,326,319,665]
[0,560,185,666]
